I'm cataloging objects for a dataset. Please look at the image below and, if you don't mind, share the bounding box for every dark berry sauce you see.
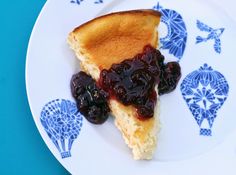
[71,72,110,124]
[158,62,182,95]
[99,45,181,120]
[71,45,181,123]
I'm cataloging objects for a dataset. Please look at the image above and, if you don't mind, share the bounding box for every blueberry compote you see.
[99,45,181,120]
[71,45,181,123]
[71,72,110,124]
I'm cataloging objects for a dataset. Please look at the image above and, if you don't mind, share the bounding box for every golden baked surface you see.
[70,10,161,70]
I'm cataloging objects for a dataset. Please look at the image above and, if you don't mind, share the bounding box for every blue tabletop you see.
[1,1,69,174]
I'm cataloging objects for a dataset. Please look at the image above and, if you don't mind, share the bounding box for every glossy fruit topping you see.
[71,45,181,123]
[71,72,110,124]
[99,45,181,120]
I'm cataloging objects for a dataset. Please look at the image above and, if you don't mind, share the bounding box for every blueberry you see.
[158,62,181,95]
[86,105,108,124]
[137,105,153,120]
[71,71,110,124]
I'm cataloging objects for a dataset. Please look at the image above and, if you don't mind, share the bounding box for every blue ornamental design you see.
[40,99,83,158]
[180,64,229,136]
[94,0,103,4]
[70,0,83,5]
[153,2,187,60]
[196,20,224,54]
[70,0,103,5]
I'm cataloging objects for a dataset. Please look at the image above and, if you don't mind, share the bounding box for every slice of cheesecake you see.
[68,10,161,160]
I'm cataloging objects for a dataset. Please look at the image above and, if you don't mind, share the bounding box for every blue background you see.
[1,0,69,174]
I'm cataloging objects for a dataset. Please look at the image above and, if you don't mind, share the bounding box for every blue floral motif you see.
[180,64,229,136]
[196,20,224,54]
[94,0,103,4]
[70,0,103,5]
[40,99,83,158]
[70,0,83,5]
[153,2,187,60]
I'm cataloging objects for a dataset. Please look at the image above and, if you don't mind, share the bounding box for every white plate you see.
[26,0,236,174]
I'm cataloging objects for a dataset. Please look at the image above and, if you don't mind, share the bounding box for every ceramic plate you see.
[26,0,236,174]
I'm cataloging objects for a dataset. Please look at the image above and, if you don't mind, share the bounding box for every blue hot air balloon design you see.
[180,64,229,136]
[70,0,103,5]
[153,2,187,60]
[196,20,224,54]
[40,99,83,158]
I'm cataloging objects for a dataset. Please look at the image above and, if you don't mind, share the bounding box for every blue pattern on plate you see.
[196,20,224,54]
[153,2,187,60]
[70,0,103,5]
[180,64,229,136]
[94,0,103,4]
[40,99,83,158]
[70,0,83,4]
